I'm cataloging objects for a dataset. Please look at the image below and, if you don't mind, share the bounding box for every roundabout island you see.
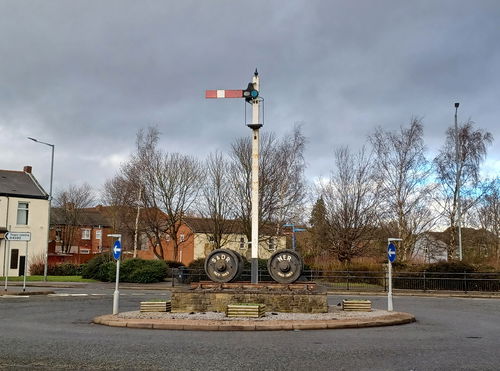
[93,307,415,331]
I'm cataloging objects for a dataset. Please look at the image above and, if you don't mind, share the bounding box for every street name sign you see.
[5,232,31,241]
[388,242,396,263]
[113,240,122,260]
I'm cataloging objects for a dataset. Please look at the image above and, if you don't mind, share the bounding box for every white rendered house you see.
[0,166,49,276]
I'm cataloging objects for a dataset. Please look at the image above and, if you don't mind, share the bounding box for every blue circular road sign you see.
[388,242,397,263]
[113,240,122,260]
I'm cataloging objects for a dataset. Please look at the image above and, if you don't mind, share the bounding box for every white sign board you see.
[5,232,31,241]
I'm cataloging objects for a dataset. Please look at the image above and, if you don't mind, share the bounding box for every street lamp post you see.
[28,137,54,281]
[454,103,463,261]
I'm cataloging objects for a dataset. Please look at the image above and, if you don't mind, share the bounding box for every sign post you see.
[387,238,401,311]
[283,223,306,251]
[3,237,9,292]
[23,240,29,292]
[109,234,122,315]
[4,231,31,292]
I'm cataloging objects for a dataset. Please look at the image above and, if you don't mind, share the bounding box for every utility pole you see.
[133,187,142,258]
[206,70,262,283]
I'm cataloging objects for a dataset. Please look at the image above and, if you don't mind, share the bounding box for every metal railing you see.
[171,268,500,293]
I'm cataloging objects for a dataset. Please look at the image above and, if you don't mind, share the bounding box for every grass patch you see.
[0,276,97,282]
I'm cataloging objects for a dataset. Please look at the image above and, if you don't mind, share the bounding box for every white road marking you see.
[1,295,30,298]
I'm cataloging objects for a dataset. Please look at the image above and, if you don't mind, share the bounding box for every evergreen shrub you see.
[121,258,167,283]
[82,253,113,279]
[50,263,83,276]
[82,256,168,283]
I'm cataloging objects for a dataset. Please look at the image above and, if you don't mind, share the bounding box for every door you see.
[19,256,25,276]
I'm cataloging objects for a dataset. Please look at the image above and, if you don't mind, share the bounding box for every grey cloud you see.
[1,0,499,194]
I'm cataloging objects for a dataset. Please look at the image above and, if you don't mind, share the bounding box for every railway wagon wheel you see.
[231,250,245,282]
[204,249,241,283]
[267,249,303,284]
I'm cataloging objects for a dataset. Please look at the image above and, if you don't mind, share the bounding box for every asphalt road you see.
[0,287,499,370]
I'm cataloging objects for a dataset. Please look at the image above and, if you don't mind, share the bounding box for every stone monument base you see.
[171,282,328,313]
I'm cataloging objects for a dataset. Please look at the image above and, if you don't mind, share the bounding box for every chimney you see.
[23,166,32,174]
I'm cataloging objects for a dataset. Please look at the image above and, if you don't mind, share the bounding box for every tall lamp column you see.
[28,137,54,281]
[454,103,463,261]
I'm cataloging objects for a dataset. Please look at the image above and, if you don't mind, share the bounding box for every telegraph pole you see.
[206,70,262,283]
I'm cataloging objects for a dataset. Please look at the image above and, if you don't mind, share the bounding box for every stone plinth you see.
[171,282,328,313]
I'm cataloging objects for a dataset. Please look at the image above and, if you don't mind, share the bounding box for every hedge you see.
[82,255,168,283]
[30,262,84,276]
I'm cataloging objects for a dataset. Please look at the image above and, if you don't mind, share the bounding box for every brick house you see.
[49,206,118,264]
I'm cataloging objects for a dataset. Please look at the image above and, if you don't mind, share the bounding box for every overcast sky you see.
[1,0,499,199]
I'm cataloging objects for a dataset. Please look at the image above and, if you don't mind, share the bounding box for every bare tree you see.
[434,120,493,259]
[476,178,500,264]
[370,118,437,262]
[229,126,307,241]
[321,147,379,263]
[53,184,94,254]
[102,127,161,256]
[103,127,204,261]
[143,152,203,261]
[125,127,161,257]
[198,151,236,249]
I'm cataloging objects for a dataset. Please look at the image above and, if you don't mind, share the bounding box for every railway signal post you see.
[206,70,262,284]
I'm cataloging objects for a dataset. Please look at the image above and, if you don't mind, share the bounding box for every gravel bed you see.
[116,307,390,321]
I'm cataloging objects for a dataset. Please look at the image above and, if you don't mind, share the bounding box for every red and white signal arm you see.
[205,90,244,99]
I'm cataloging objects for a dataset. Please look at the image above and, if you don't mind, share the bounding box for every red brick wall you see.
[138,224,195,265]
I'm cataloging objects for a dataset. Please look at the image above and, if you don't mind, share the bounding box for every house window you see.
[55,229,62,242]
[82,229,91,240]
[180,234,185,242]
[95,230,102,240]
[268,237,277,251]
[16,202,29,225]
[10,249,19,269]
[239,237,246,250]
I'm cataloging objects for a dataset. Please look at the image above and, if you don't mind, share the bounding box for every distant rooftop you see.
[0,166,48,199]
[51,207,112,227]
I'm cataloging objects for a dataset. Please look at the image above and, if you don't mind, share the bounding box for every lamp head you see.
[454,102,460,108]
